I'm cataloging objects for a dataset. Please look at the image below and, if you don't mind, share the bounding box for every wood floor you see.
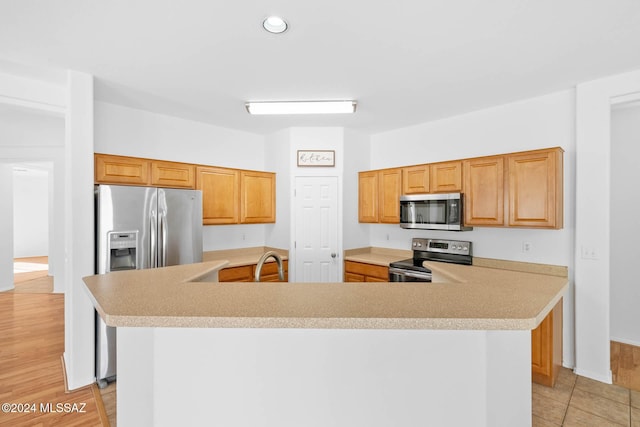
[612,341,640,392]
[11,256,53,293]
[0,292,106,426]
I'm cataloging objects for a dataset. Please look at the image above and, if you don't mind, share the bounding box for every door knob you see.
[331,252,337,258]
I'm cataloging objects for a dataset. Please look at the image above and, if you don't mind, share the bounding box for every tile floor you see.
[533,367,640,426]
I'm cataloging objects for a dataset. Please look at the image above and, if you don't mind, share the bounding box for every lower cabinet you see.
[344,261,389,282]
[219,261,288,282]
[531,299,563,387]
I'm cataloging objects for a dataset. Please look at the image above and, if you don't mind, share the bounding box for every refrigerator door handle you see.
[160,212,167,267]
[150,210,157,268]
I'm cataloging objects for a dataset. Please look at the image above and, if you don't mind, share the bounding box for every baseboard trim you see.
[573,366,613,384]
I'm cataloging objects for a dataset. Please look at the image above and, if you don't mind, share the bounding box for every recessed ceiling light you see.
[245,100,357,115]
[263,16,288,34]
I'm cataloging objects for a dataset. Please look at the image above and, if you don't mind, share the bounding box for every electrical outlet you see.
[581,246,598,260]
[522,242,531,253]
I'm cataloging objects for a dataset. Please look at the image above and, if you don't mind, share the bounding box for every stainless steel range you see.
[388,238,472,282]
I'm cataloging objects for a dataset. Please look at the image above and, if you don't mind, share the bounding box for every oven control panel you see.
[412,238,472,256]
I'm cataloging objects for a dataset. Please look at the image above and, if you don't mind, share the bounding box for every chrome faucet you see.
[255,251,284,282]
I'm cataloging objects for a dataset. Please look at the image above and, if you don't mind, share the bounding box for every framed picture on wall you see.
[297,150,335,167]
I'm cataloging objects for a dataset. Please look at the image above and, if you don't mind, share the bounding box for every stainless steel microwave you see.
[399,193,472,231]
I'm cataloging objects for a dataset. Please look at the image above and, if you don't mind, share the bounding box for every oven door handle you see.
[389,267,432,281]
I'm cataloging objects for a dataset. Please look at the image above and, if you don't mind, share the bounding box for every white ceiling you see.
[1,0,640,135]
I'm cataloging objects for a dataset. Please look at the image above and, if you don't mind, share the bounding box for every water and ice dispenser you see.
[107,231,138,272]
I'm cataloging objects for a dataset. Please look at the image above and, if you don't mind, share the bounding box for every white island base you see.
[117,327,531,427]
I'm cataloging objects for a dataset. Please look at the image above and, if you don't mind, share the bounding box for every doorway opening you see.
[11,162,54,293]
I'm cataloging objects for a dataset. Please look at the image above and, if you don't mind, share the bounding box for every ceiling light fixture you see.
[263,16,288,34]
[245,100,357,115]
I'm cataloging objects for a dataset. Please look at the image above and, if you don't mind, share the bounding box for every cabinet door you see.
[151,160,195,189]
[463,156,505,226]
[402,165,430,194]
[358,171,379,223]
[430,161,462,193]
[508,148,563,228]
[532,300,563,387]
[378,168,402,223]
[197,166,240,225]
[240,171,276,223]
[95,153,150,185]
[345,272,365,282]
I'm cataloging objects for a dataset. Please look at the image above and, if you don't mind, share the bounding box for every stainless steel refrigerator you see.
[95,184,202,387]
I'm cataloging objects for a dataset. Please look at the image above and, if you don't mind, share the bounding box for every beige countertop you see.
[344,247,411,266]
[83,249,568,331]
[203,246,288,267]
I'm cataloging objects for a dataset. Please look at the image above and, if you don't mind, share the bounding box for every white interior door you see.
[294,176,339,282]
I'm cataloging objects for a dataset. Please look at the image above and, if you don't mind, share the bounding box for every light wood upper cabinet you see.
[151,160,195,189]
[358,169,401,223]
[196,166,240,225]
[508,148,563,229]
[95,154,150,185]
[430,161,462,193]
[358,171,379,223]
[240,170,276,223]
[402,165,430,194]
[378,168,402,223]
[463,156,505,226]
[95,154,195,189]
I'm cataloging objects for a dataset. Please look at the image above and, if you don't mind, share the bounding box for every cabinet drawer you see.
[218,265,253,282]
[345,272,365,282]
[344,261,389,280]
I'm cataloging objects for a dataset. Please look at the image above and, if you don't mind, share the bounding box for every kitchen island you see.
[83,259,567,427]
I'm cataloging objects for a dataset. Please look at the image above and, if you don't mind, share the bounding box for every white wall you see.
[94,102,265,169]
[370,90,576,367]
[610,104,640,346]
[575,68,640,383]
[265,128,292,250]
[0,164,13,291]
[94,101,270,251]
[343,129,371,250]
[13,169,49,257]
